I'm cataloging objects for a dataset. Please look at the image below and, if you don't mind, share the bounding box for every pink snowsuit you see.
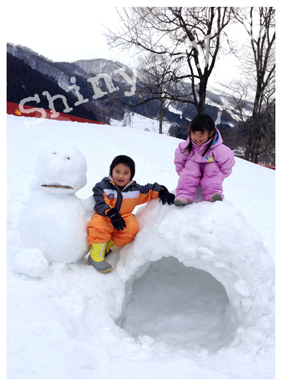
[174,129,235,201]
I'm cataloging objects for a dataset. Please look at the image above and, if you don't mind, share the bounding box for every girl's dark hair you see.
[182,113,216,157]
[110,155,135,179]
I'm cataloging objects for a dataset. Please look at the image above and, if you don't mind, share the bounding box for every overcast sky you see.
[4,1,273,92]
[5,2,122,62]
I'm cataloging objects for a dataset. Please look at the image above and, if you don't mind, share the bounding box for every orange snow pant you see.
[87,213,139,247]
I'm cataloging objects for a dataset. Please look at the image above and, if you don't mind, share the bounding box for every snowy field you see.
[111,112,172,135]
[6,114,276,380]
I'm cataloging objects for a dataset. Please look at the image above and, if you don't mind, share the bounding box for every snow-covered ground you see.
[111,112,172,135]
[6,114,276,379]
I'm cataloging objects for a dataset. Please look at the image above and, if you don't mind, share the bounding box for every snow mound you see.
[112,197,274,353]
[13,248,49,277]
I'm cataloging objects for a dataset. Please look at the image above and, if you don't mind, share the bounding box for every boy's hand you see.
[107,208,126,231]
[159,188,175,205]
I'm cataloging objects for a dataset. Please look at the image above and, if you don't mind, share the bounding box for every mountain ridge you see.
[7,42,249,149]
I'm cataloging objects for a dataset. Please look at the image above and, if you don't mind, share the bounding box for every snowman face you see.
[35,145,87,194]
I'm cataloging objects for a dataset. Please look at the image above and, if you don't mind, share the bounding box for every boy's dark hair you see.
[183,113,216,157]
[110,155,135,179]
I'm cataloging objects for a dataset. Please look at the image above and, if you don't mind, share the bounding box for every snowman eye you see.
[52,152,57,155]
[66,157,70,160]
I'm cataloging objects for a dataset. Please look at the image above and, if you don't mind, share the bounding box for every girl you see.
[88,155,175,273]
[174,113,235,206]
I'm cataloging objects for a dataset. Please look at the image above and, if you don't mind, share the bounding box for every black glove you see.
[107,208,126,231]
[159,188,175,205]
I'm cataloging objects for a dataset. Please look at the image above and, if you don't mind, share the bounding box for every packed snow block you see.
[18,145,94,264]
[116,198,275,349]
[13,248,49,277]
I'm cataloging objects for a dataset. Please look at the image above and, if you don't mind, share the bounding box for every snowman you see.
[17,145,94,270]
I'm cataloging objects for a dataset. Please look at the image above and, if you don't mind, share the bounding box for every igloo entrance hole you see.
[118,257,236,352]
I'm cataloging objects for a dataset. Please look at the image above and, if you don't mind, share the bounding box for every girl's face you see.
[191,129,214,147]
[112,163,131,188]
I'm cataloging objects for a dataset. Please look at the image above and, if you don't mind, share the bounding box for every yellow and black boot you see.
[105,239,115,257]
[88,243,113,273]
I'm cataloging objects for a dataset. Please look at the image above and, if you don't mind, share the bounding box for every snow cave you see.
[105,188,274,353]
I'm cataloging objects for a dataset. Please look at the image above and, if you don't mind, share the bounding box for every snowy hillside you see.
[8,43,247,134]
[111,112,172,134]
[7,43,74,94]
[7,114,275,379]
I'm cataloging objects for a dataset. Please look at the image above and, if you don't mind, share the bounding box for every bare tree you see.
[232,7,275,163]
[104,7,233,113]
[136,53,183,134]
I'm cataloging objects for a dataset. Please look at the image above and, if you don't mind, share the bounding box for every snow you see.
[34,145,88,193]
[17,145,94,264]
[13,249,48,278]
[111,112,172,134]
[6,114,276,379]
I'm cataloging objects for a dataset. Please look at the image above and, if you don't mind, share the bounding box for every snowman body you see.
[18,145,93,263]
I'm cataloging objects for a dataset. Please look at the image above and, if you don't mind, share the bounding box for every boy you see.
[87,155,175,273]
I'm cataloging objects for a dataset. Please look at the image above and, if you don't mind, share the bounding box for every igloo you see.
[107,193,275,353]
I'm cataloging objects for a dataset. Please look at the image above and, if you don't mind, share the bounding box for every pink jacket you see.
[174,129,235,178]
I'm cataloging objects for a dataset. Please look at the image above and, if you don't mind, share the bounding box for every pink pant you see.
[176,161,224,201]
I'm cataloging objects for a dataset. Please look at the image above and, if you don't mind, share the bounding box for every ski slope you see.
[6,114,275,379]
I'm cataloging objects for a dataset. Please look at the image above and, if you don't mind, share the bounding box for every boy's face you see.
[112,163,131,188]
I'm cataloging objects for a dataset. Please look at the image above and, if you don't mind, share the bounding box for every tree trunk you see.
[158,99,164,134]
[197,78,208,113]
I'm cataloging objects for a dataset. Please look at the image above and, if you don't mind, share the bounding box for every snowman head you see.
[35,145,87,195]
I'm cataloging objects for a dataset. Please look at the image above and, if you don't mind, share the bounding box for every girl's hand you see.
[159,189,175,205]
